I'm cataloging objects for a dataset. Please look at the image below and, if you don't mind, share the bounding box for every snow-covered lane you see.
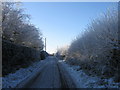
[28,56,61,88]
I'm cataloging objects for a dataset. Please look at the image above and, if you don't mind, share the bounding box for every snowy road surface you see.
[24,56,63,88]
[3,56,119,88]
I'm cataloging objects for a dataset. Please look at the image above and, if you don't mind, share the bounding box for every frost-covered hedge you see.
[2,40,41,76]
[65,9,120,82]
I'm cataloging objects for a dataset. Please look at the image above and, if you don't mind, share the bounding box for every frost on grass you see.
[2,60,45,88]
[60,60,119,88]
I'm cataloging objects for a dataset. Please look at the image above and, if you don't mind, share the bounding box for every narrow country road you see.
[25,56,63,88]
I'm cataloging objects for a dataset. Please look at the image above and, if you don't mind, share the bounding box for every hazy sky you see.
[22,2,117,53]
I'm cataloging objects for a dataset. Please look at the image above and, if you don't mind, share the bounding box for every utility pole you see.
[45,38,46,52]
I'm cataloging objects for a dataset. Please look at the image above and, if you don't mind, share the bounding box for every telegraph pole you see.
[45,38,46,52]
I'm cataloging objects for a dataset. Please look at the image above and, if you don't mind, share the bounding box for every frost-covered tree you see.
[66,8,119,80]
[2,2,26,40]
[2,2,43,50]
[57,46,69,56]
[56,46,69,59]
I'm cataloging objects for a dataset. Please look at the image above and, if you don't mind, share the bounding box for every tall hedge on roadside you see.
[2,40,41,76]
[66,8,120,82]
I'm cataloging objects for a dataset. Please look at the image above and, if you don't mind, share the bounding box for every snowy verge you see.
[0,77,2,89]
[58,60,120,88]
[58,60,77,88]
[2,59,48,88]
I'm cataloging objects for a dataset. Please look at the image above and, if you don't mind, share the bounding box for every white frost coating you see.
[2,60,46,88]
[60,60,119,88]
